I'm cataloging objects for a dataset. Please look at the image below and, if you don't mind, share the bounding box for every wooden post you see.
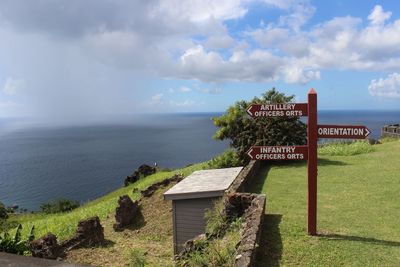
[307,89,318,235]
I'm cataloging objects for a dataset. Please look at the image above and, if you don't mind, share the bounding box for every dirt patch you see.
[64,184,176,267]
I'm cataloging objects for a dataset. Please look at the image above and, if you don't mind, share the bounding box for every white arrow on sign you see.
[246,106,254,116]
[247,148,253,158]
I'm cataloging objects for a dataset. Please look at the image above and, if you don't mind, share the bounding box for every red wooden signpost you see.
[247,89,371,236]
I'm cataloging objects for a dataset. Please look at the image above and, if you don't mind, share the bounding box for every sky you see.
[0,0,400,123]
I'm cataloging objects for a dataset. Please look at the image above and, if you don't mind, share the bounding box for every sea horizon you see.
[0,110,399,211]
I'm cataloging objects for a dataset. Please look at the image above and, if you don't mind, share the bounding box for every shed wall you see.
[174,197,219,253]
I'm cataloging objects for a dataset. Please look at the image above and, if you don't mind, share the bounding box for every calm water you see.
[0,111,399,210]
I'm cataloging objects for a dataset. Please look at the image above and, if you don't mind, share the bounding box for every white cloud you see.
[205,34,235,49]
[177,45,284,82]
[169,99,195,107]
[368,73,400,98]
[179,86,192,93]
[155,0,248,22]
[149,93,164,105]
[2,77,25,96]
[282,64,320,84]
[199,87,222,94]
[368,5,392,26]
[262,0,315,31]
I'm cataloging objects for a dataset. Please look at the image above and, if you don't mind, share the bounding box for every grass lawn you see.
[12,162,208,241]
[250,139,400,266]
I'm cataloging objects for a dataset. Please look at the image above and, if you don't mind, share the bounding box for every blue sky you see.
[0,0,399,123]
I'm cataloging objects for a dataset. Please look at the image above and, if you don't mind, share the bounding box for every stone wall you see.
[381,124,400,138]
[228,160,261,193]
[227,161,267,267]
[233,193,266,267]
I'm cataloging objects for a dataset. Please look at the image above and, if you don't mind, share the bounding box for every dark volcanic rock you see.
[113,195,140,231]
[124,164,157,186]
[30,233,63,259]
[124,171,140,187]
[138,164,156,177]
[140,174,184,197]
[61,216,104,250]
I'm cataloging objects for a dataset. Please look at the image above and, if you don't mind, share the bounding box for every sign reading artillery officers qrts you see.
[246,103,308,117]
[246,89,371,236]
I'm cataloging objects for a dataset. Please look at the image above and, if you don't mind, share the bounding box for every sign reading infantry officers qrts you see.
[246,89,371,236]
[247,146,308,161]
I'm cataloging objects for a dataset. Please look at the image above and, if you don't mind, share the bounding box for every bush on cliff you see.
[40,198,80,214]
[212,88,307,164]
[0,202,8,220]
[207,149,241,169]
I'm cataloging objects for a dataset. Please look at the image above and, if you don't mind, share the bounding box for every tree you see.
[0,201,8,220]
[212,88,307,163]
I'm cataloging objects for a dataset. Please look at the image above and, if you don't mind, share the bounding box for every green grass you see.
[250,139,400,266]
[11,162,208,241]
[318,140,375,156]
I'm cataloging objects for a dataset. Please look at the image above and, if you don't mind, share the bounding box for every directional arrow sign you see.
[317,125,371,139]
[246,103,308,117]
[247,146,308,161]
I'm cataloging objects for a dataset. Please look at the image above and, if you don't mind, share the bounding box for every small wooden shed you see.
[164,167,243,254]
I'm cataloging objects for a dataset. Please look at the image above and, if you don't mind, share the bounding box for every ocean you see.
[0,111,399,210]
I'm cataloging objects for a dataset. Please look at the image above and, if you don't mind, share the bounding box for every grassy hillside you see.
[12,162,208,241]
[250,139,400,266]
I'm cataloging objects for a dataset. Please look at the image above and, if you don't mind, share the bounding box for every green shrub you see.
[0,224,34,255]
[128,248,146,267]
[0,202,8,219]
[207,149,241,169]
[177,217,242,267]
[380,136,399,143]
[0,220,19,232]
[213,88,307,164]
[40,198,80,214]
[318,140,375,156]
[204,200,231,238]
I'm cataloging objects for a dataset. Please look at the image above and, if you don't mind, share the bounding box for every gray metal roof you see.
[164,167,243,200]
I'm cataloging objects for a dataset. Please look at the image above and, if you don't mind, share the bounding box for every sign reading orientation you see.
[246,103,308,117]
[247,89,371,236]
[318,125,370,139]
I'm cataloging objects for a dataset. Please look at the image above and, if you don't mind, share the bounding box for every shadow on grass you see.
[247,163,271,194]
[318,158,349,166]
[318,233,400,247]
[99,239,116,248]
[254,214,283,267]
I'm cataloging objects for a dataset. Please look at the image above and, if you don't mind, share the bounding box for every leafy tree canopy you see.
[212,88,307,163]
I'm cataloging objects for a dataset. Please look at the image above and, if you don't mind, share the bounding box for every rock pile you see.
[30,233,63,259]
[113,195,140,231]
[140,174,183,197]
[61,216,105,250]
[124,164,157,186]
[30,216,105,259]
